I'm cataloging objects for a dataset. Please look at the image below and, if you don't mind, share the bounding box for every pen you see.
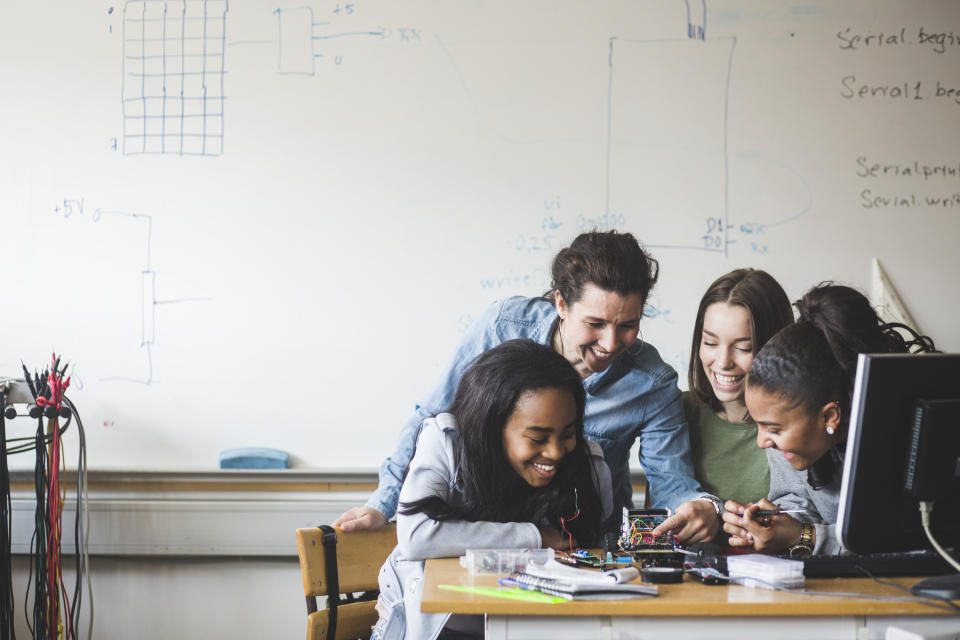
[752,509,807,517]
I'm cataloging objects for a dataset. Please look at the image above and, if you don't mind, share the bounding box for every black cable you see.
[0,396,16,639]
[4,416,72,456]
[65,398,84,640]
[4,381,86,639]
[23,529,37,639]
[31,416,48,639]
[855,565,960,614]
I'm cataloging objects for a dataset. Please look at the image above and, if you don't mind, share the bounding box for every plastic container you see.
[459,548,554,575]
[726,553,805,589]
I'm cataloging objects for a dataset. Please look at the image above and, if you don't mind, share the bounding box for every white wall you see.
[8,470,372,638]
[12,556,305,640]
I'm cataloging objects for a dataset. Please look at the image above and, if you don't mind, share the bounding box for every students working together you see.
[335,231,723,542]
[329,229,936,638]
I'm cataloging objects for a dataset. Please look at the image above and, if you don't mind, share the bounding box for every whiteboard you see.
[2,0,959,471]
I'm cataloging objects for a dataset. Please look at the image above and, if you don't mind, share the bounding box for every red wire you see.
[560,511,580,553]
[42,354,72,640]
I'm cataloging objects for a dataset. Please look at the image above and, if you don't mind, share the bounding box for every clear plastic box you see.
[459,548,555,575]
[726,553,805,589]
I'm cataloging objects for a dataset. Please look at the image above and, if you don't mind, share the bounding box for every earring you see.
[826,426,835,435]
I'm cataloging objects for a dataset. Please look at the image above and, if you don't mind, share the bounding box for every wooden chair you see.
[296,523,398,640]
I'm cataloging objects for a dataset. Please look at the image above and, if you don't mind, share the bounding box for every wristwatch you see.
[788,522,815,557]
[696,495,723,516]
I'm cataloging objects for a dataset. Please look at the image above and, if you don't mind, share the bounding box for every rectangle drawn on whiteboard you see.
[122,0,229,156]
[607,37,735,254]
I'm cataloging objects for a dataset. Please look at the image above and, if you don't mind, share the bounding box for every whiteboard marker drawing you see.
[121,0,229,156]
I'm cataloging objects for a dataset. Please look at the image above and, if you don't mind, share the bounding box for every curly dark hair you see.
[748,283,936,431]
[547,230,659,312]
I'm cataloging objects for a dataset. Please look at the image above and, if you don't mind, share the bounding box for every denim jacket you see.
[371,413,613,640]
[367,296,705,519]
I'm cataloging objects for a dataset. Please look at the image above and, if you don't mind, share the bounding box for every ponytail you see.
[749,283,936,428]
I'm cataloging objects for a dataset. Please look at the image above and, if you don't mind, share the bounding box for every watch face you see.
[788,544,812,558]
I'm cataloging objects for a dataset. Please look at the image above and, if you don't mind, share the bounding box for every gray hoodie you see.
[372,413,613,639]
[766,447,843,555]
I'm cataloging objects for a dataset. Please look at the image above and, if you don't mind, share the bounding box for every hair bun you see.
[795,283,833,326]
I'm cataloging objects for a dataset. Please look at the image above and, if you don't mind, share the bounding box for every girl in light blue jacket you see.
[372,339,613,640]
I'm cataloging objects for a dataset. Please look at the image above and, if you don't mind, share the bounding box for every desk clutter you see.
[453,504,960,603]
[502,558,656,601]
[456,508,737,601]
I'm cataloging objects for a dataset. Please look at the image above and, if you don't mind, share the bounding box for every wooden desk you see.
[422,558,960,639]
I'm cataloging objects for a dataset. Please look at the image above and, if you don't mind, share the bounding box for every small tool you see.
[752,509,807,518]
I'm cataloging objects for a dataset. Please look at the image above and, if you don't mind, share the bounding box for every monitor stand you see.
[911,574,960,601]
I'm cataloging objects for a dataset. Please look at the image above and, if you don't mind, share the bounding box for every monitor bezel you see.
[838,352,960,554]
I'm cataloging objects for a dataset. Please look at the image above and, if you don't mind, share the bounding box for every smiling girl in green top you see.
[682,269,794,506]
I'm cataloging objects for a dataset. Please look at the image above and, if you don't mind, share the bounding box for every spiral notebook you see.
[507,572,658,600]
[508,558,658,600]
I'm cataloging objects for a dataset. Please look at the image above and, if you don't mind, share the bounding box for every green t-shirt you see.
[682,391,770,505]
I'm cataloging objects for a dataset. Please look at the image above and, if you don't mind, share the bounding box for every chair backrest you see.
[296,523,398,640]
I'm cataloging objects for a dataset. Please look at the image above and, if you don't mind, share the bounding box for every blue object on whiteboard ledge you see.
[219,447,290,469]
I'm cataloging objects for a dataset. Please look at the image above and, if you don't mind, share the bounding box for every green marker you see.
[437,584,564,604]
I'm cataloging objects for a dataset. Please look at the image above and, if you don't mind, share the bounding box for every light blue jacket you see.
[371,413,613,640]
[367,296,705,519]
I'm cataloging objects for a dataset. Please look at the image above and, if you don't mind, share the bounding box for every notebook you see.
[507,558,658,600]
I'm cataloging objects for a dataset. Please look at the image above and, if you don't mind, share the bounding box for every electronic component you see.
[641,565,683,584]
[617,507,684,563]
[555,549,607,568]
[684,562,729,585]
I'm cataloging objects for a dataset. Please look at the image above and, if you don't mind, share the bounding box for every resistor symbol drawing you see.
[92,209,212,385]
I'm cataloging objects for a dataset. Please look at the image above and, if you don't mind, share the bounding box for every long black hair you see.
[400,339,605,544]
[747,283,936,486]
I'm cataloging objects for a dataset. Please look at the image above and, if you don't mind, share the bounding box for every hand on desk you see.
[538,526,575,550]
[332,505,388,532]
[722,499,801,553]
[652,499,720,545]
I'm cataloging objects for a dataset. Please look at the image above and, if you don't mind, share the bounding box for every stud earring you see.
[826,426,835,435]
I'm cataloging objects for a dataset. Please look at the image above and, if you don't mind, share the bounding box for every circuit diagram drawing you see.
[56,204,212,385]
[604,0,810,257]
[273,6,390,75]
[605,0,738,256]
[227,5,412,76]
[121,0,229,156]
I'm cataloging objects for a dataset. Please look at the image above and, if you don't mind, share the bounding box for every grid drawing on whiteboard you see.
[122,0,229,156]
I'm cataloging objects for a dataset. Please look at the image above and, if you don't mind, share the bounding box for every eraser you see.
[219,447,290,469]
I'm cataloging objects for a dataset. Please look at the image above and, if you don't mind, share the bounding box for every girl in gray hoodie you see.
[372,339,613,639]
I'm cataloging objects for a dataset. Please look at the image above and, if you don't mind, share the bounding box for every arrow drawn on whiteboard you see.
[312,27,387,40]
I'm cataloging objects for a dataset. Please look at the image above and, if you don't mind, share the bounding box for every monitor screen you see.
[838,352,960,554]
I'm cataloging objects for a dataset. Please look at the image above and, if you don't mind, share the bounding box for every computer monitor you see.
[838,352,960,598]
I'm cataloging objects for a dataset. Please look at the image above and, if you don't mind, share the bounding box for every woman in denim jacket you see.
[371,340,612,640]
[338,230,721,543]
